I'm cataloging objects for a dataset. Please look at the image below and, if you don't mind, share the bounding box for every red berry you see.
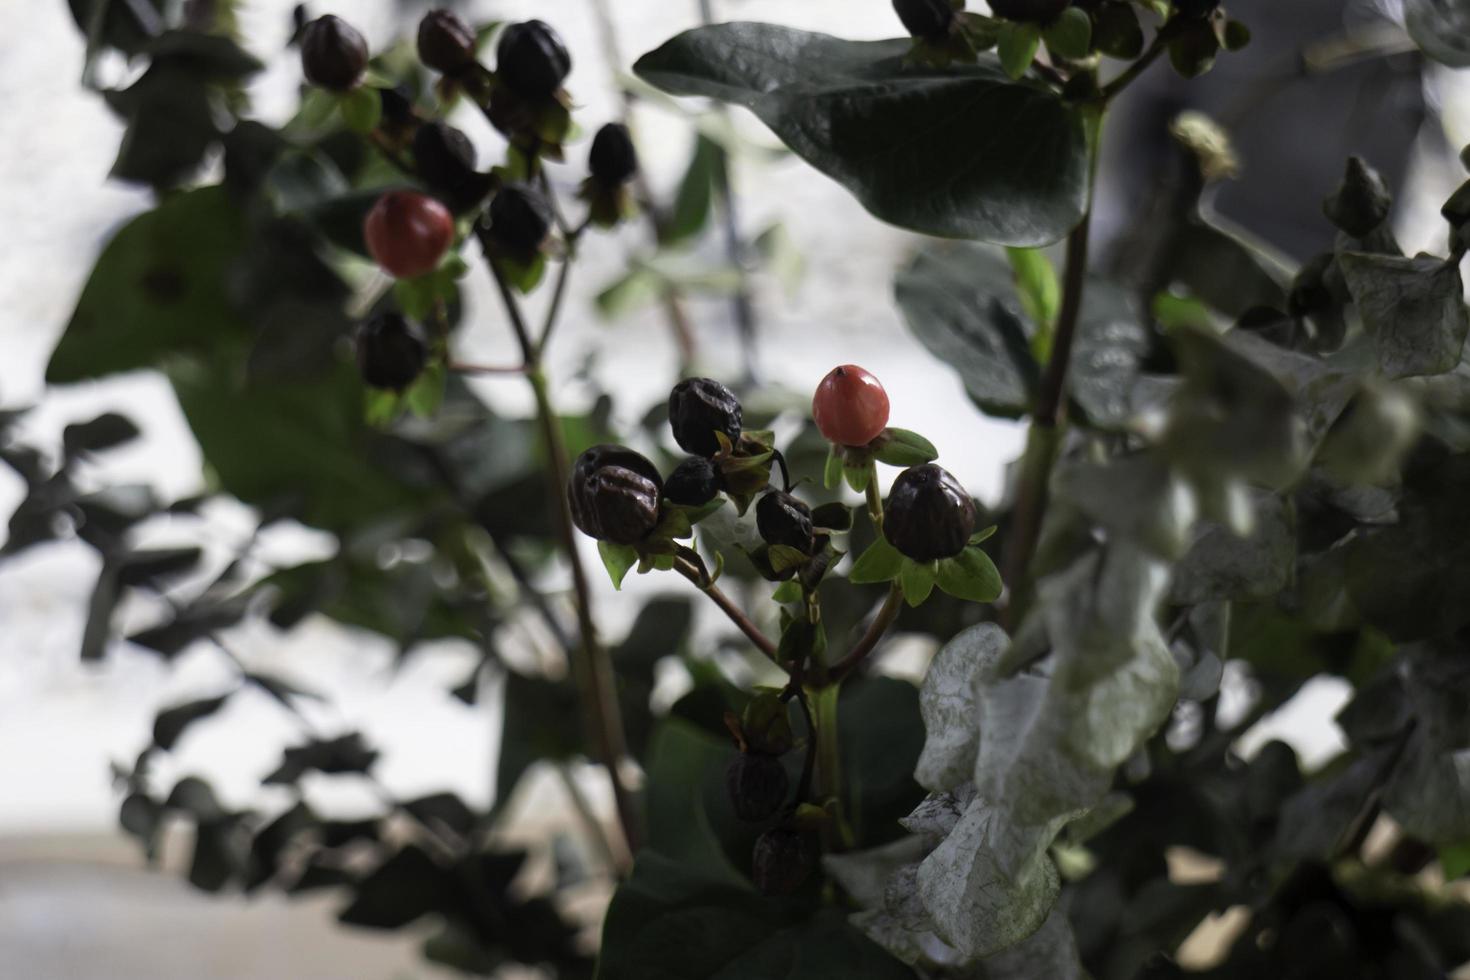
[363,190,454,279]
[812,365,890,447]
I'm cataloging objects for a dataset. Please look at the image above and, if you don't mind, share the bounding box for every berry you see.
[589,123,639,187]
[496,20,571,99]
[893,0,955,39]
[487,184,553,259]
[884,464,976,562]
[668,378,743,457]
[988,0,1073,23]
[812,365,890,447]
[1173,0,1220,18]
[355,313,427,391]
[664,456,722,506]
[363,190,455,279]
[378,86,417,132]
[412,122,489,212]
[756,491,815,554]
[417,9,478,75]
[568,445,663,545]
[300,15,368,91]
[751,829,817,895]
[725,753,789,823]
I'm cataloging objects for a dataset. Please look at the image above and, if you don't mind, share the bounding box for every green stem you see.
[809,682,846,845]
[864,462,884,530]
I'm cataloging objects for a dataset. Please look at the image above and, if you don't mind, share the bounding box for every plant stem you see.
[809,682,847,847]
[673,553,780,661]
[827,582,904,683]
[864,463,884,530]
[555,762,624,875]
[1098,28,1171,103]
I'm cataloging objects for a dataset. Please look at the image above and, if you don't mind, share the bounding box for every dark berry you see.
[417,8,478,75]
[812,365,890,447]
[487,183,553,258]
[589,123,639,187]
[363,190,455,279]
[664,456,722,506]
[301,15,368,91]
[378,86,417,130]
[757,491,815,554]
[893,0,955,38]
[568,445,663,545]
[356,314,427,391]
[668,378,743,457]
[412,122,489,212]
[751,829,817,896]
[496,20,571,99]
[1173,0,1220,18]
[725,753,789,823]
[883,464,976,562]
[988,0,1072,23]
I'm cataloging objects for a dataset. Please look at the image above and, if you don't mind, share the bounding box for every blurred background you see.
[0,0,1465,976]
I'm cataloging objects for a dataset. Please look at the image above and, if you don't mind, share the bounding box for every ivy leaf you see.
[1338,251,1469,378]
[1052,453,1197,559]
[849,536,904,584]
[635,23,1089,245]
[935,547,1003,603]
[900,559,937,607]
[1170,491,1296,603]
[1404,0,1470,67]
[915,624,1006,792]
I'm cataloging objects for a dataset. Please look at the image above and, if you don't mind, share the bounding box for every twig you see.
[1098,26,1172,103]
[555,762,623,875]
[673,551,780,661]
[827,582,904,683]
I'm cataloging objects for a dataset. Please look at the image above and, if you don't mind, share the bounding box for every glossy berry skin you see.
[894,0,955,38]
[301,15,368,91]
[812,365,890,447]
[364,190,454,279]
[496,20,571,99]
[417,9,477,75]
[884,464,977,562]
[568,445,663,545]
[726,753,789,823]
[668,378,743,457]
[589,123,639,186]
[988,0,1072,23]
[355,313,427,391]
[757,491,815,554]
[752,829,817,896]
[487,184,553,258]
[413,122,488,212]
[664,456,722,506]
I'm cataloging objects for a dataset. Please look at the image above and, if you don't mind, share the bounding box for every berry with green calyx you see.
[751,829,817,895]
[355,313,427,391]
[884,464,977,561]
[664,456,722,506]
[589,123,639,187]
[486,183,553,259]
[668,378,743,457]
[417,8,478,75]
[988,0,1072,23]
[412,122,489,212]
[496,20,571,99]
[812,365,890,448]
[893,0,956,39]
[301,15,368,91]
[568,445,663,545]
[725,753,789,823]
[757,490,815,554]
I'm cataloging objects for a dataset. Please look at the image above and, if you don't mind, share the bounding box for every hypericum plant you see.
[11,0,1470,978]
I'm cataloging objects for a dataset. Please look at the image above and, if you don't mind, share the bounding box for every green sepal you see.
[843,460,872,493]
[789,802,831,832]
[767,544,811,575]
[935,546,1003,603]
[849,536,904,585]
[771,580,803,604]
[969,524,998,545]
[1042,7,1092,62]
[339,85,382,134]
[998,21,1042,80]
[599,541,638,590]
[498,252,547,294]
[403,362,446,418]
[667,496,727,527]
[823,444,844,489]
[871,428,939,467]
[900,558,938,607]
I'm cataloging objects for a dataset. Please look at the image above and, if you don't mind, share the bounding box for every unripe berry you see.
[893,0,955,39]
[589,123,639,187]
[301,15,368,91]
[664,456,722,506]
[884,464,976,561]
[496,20,571,99]
[355,314,427,391]
[812,365,890,447]
[756,491,815,554]
[568,445,663,545]
[417,9,477,75]
[668,378,743,457]
[751,829,817,895]
[363,190,454,279]
[487,184,553,259]
[988,0,1072,23]
[725,753,789,823]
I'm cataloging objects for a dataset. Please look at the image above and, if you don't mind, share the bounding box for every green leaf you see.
[900,559,937,607]
[849,537,904,584]
[1042,8,1092,62]
[1006,246,1060,333]
[871,428,939,467]
[49,186,249,383]
[997,22,1042,80]
[339,85,382,134]
[1052,452,1197,559]
[1404,0,1470,67]
[667,134,724,246]
[403,362,445,418]
[153,693,232,751]
[771,580,803,604]
[915,623,1007,792]
[597,266,664,319]
[753,222,805,296]
[970,525,997,545]
[495,671,583,809]
[597,853,914,980]
[768,544,810,574]
[1441,841,1470,880]
[935,547,1003,603]
[635,23,1089,246]
[1338,251,1469,378]
[598,541,638,590]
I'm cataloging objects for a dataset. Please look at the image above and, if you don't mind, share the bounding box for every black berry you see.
[487,184,553,259]
[496,20,571,99]
[725,753,789,823]
[417,9,478,75]
[301,15,368,91]
[568,445,663,545]
[893,0,955,39]
[1173,0,1221,18]
[664,456,722,506]
[668,378,742,457]
[589,123,639,187]
[988,0,1072,23]
[756,491,814,554]
[413,122,489,212]
[883,464,976,561]
[356,313,427,391]
[751,829,817,896]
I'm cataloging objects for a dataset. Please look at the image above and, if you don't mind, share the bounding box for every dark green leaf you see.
[1339,251,1468,378]
[1042,8,1092,61]
[935,547,1003,603]
[872,428,939,467]
[900,559,937,606]
[998,22,1042,80]
[667,134,724,246]
[62,413,141,455]
[496,671,583,808]
[1404,0,1470,67]
[850,537,905,584]
[339,845,446,929]
[153,693,232,751]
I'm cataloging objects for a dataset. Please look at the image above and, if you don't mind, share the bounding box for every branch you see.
[828,582,904,683]
[674,553,781,661]
[1098,26,1172,103]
